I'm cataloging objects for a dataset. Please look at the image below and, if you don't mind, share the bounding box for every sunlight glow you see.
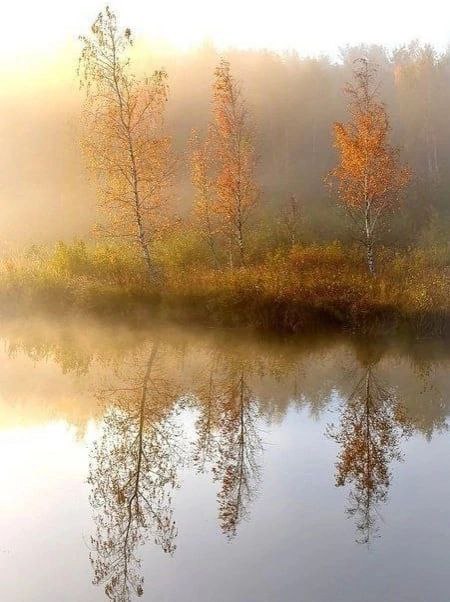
[1,0,449,67]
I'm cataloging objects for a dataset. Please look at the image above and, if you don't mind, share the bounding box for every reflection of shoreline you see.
[0,316,448,437]
[0,317,448,599]
[0,314,450,437]
[0,353,99,434]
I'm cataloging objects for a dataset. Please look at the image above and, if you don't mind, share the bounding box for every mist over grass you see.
[1,240,447,336]
[1,29,449,337]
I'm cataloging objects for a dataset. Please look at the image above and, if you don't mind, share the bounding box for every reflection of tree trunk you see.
[363,369,373,545]
[123,342,159,575]
[193,361,262,540]
[365,369,371,492]
[89,339,178,601]
[194,369,219,469]
[203,374,216,454]
[215,369,261,539]
[235,373,246,526]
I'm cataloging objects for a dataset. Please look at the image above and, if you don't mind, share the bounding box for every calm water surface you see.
[0,318,449,602]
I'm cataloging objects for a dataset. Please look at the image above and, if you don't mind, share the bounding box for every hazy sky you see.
[1,0,449,68]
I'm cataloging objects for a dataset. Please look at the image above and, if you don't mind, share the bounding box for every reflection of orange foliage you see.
[193,363,262,539]
[329,364,411,544]
[214,372,261,539]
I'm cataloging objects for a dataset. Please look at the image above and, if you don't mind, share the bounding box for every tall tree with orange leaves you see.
[191,59,259,268]
[328,59,411,275]
[79,7,173,282]
[189,131,220,268]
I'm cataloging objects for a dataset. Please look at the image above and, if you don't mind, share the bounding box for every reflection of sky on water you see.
[0,318,449,602]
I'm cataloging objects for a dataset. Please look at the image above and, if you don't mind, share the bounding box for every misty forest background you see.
[1,41,449,248]
[0,28,449,334]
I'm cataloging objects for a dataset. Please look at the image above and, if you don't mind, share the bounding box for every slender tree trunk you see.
[364,204,376,277]
[228,242,234,269]
[204,211,219,269]
[290,230,296,248]
[366,240,376,277]
[132,196,156,280]
[140,237,157,281]
[128,140,159,283]
[111,38,159,284]
[208,235,220,269]
[236,220,245,267]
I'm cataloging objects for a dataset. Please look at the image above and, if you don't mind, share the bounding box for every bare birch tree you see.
[79,7,173,281]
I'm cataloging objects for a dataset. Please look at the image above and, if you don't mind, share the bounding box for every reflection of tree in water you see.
[192,357,222,472]
[88,342,182,601]
[12,319,445,579]
[193,362,262,539]
[215,371,262,539]
[328,362,411,545]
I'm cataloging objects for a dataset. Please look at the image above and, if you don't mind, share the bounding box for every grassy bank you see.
[0,241,448,336]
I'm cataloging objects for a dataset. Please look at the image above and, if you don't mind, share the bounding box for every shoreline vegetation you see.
[2,241,448,337]
[4,10,449,338]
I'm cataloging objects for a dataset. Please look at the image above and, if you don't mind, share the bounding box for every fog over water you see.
[0,4,449,600]
[0,317,449,601]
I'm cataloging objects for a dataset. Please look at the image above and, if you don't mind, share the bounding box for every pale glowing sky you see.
[1,0,449,68]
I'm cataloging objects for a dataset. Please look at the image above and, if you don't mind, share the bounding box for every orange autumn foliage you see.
[190,59,259,268]
[328,59,411,275]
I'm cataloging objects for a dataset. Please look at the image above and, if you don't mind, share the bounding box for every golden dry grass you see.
[0,241,448,335]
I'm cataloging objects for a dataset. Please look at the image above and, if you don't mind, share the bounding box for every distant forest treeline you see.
[1,42,449,246]
[164,42,449,247]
